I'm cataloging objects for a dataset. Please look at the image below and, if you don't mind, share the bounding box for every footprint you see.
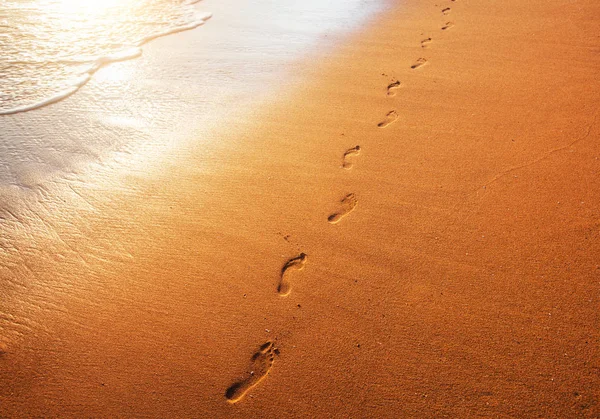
[442,21,454,30]
[411,58,428,69]
[277,253,308,297]
[342,145,361,169]
[386,80,401,96]
[421,37,432,48]
[377,110,398,128]
[442,7,451,14]
[225,341,276,403]
[328,193,358,224]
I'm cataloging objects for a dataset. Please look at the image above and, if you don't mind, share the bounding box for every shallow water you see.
[0,0,385,196]
[0,0,210,114]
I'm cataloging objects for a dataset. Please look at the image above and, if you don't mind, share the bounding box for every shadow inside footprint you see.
[278,253,308,296]
[342,145,361,169]
[411,58,428,69]
[442,22,454,30]
[225,341,276,403]
[377,110,398,128]
[386,80,401,96]
[328,193,358,224]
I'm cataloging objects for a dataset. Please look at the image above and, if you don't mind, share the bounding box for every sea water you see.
[0,0,384,193]
[0,0,211,115]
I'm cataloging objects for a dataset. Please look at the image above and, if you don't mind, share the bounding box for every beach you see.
[0,0,599,417]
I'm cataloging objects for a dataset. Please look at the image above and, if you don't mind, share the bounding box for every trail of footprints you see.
[225,0,458,403]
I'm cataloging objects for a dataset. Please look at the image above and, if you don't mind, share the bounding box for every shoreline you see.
[1,0,599,417]
[0,0,385,189]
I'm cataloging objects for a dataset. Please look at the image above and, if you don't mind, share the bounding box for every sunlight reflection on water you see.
[0,0,210,114]
[0,0,386,193]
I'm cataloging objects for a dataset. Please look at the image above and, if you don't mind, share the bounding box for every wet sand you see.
[1,0,599,417]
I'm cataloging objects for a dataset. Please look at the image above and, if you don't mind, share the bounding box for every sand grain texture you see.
[0,0,599,417]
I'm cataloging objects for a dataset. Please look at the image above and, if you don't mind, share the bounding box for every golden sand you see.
[1,0,599,417]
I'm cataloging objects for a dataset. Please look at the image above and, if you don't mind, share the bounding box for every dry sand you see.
[1,0,599,417]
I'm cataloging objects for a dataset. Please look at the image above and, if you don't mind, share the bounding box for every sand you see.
[1,0,599,417]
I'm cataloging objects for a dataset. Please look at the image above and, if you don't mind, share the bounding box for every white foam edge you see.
[0,73,91,116]
[133,12,212,47]
[0,47,142,116]
[0,11,212,117]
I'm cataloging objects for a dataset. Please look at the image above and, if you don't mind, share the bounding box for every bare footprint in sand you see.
[277,253,308,296]
[442,7,451,14]
[442,21,455,30]
[411,58,428,69]
[421,37,432,48]
[328,193,358,224]
[386,80,401,96]
[225,341,276,403]
[342,146,361,169]
[377,110,398,128]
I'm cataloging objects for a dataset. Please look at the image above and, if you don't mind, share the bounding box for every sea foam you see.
[0,1,212,116]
